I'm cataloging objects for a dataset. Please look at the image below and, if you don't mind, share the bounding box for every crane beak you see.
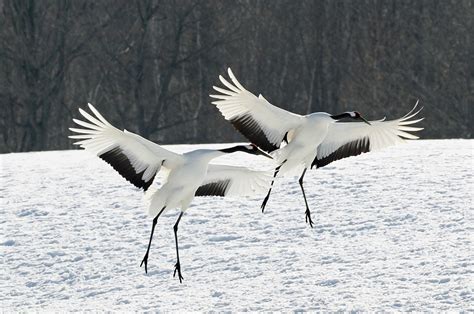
[359,116,371,125]
[250,144,273,159]
[256,148,273,159]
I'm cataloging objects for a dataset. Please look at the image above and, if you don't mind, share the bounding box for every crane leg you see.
[299,168,314,228]
[140,206,166,274]
[173,212,185,283]
[261,160,286,213]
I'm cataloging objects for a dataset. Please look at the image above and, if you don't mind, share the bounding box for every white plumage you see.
[211,70,303,151]
[69,103,272,282]
[201,164,271,197]
[211,68,424,227]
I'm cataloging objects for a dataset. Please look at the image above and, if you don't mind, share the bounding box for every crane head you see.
[331,111,371,125]
[352,112,371,125]
[219,144,273,159]
[244,144,273,159]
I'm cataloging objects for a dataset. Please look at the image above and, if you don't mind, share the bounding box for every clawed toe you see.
[173,262,184,283]
[140,253,149,273]
[305,209,314,228]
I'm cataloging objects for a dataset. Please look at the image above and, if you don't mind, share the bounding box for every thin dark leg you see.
[299,168,314,228]
[261,160,287,213]
[173,212,184,283]
[140,207,165,273]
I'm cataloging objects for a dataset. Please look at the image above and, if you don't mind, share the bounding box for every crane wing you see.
[195,164,272,197]
[69,103,183,191]
[210,68,303,152]
[313,103,424,168]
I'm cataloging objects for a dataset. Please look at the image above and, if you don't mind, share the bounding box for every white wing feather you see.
[69,103,183,189]
[197,164,272,197]
[210,68,303,151]
[317,102,424,161]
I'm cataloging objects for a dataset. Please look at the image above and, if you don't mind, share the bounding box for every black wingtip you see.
[195,180,231,197]
[99,146,156,191]
[313,137,370,168]
[230,113,280,153]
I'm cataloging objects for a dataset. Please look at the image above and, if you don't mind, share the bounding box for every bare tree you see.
[0,0,471,153]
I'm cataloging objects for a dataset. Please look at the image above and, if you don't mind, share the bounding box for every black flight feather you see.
[312,137,371,169]
[99,146,156,191]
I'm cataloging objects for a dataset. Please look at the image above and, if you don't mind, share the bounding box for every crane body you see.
[69,104,272,282]
[211,68,424,227]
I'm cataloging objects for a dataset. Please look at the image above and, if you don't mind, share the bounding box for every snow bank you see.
[1,140,472,311]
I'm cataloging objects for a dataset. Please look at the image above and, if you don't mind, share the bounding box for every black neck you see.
[330,112,351,120]
[219,145,248,154]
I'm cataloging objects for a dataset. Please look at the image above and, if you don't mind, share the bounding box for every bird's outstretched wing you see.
[195,164,271,197]
[312,102,424,168]
[210,68,303,152]
[69,103,184,191]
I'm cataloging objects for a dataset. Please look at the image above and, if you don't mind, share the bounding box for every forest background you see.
[1,0,471,153]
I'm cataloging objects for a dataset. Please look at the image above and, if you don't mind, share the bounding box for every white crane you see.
[210,68,424,227]
[69,104,272,282]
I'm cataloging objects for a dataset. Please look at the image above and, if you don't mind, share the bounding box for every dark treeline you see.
[1,0,472,153]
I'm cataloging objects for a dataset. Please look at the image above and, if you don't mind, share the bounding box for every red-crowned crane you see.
[210,68,424,227]
[69,104,272,282]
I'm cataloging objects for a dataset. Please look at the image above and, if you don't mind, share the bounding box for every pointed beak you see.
[258,149,273,159]
[251,145,273,159]
[359,116,371,125]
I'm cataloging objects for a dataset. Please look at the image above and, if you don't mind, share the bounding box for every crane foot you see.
[173,261,184,283]
[140,253,149,274]
[305,209,314,228]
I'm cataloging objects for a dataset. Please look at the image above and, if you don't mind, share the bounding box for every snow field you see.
[1,140,473,311]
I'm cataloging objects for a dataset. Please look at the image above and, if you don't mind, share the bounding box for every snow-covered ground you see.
[1,140,473,311]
